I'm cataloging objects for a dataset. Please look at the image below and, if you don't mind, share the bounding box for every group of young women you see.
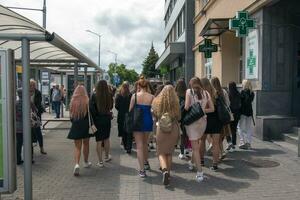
[67,76,254,186]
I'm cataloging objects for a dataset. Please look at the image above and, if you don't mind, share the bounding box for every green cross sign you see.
[229,11,255,37]
[247,49,256,75]
[199,39,218,58]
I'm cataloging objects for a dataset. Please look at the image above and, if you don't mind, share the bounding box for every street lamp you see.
[107,50,118,65]
[86,30,102,68]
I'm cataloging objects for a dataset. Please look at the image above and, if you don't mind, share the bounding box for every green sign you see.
[245,30,258,79]
[247,50,256,75]
[199,39,218,58]
[229,11,255,37]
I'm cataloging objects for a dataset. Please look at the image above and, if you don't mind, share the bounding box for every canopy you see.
[0,4,101,71]
[200,18,229,37]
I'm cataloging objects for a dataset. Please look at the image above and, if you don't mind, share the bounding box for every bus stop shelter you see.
[0,4,100,200]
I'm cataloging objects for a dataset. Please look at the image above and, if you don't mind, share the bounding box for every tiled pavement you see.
[2,117,300,200]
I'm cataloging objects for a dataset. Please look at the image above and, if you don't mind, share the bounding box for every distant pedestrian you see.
[129,76,154,178]
[30,79,47,155]
[16,88,24,165]
[52,84,62,118]
[115,82,132,153]
[90,80,113,167]
[67,85,92,176]
[226,82,241,151]
[175,79,188,160]
[184,77,214,182]
[152,85,180,185]
[238,80,255,150]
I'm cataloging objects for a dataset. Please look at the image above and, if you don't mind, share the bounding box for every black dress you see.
[89,93,112,142]
[115,94,131,137]
[67,115,90,140]
[205,96,223,134]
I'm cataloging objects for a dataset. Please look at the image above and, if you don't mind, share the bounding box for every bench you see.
[42,118,70,130]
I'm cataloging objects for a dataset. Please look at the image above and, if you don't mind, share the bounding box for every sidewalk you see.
[2,117,300,200]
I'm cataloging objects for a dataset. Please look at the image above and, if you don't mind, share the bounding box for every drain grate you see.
[242,158,280,168]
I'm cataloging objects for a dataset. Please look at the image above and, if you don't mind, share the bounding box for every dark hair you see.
[175,79,187,98]
[228,81,239,98]
[189,77,203,100]
[155,85,164,97]
[138,75,148,89]
[211,77,224,99]
[119,82,130,97]
[95,80,113,113]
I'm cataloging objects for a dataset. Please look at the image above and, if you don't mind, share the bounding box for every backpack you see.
[159,113,173,133]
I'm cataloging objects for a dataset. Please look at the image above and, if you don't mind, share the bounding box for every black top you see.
[115,93,131,124]
[229,90,242,114]
[240,89,254,116]
[33,89,44,117]
[67,114,90,140]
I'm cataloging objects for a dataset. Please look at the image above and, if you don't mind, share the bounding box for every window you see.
[177,12,183,38]
[204,58,212,79]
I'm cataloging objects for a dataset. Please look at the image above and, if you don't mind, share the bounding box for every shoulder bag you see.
[88,104,97,134]
[124,93,144,133]
[216,96,232,125]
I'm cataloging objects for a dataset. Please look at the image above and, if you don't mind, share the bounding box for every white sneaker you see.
[178,153,186,160]
[196,171,204,182]
[83,161,92,168]
[73,164,80,176]
[104,155,112,162]
[188,160,194,171]
[96,161,104,168]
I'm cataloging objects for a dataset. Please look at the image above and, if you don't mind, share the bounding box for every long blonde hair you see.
[201,77,216,104]
[242,79,252,91]
[70,85,89,120]
[152,85,180,120]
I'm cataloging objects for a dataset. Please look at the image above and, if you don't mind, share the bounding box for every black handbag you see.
[124,93,143,132]
[216,96,231,125]
[182,89,205,126]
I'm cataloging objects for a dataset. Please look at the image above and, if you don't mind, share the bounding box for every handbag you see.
[216,96,231,125]
[182,89,205,126]
[132,93,143,131]
[31,107,41,128]
[158,112,173,133]
[124,112,133,133]
[88,105,97,134]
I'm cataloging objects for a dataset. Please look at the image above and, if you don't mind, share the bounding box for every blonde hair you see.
[242,79,252,91]
[70,85,89,120]
[201,77,216,104]
[152,85,180,120]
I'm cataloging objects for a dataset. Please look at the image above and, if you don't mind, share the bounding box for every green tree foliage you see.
[142,43,159,78]
[107,63,139,85]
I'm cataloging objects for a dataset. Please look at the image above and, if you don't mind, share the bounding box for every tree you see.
[107,63,139,85]
[142,43,159,78]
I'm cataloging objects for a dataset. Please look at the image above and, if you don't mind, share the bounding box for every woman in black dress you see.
[115,82,132,153]
[67,85,91,176]
[90,80,113,167]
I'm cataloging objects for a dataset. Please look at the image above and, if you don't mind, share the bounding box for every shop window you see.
[204,58,212,79]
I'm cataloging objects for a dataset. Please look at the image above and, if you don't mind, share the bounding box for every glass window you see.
[204,58,212,79]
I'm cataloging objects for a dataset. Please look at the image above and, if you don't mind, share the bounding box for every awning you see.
[200,18,229,37]
[0,4,101,72]
[155,42,185,69]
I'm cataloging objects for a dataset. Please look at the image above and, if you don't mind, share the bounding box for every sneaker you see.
[188,160,194,171]
[139,170,146,178]
[104,155,112,162]
[83,161,92,168]
[196,171,204,182]
[162,170,170,185]
[178,153,186,160]
[210,165,218,171]
[96,161,104,168]
[239,144,247,150]
[144,161,151,170]
[73,164,80,176]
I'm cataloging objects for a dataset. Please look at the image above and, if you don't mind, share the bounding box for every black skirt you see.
[67,115,91,140]
[205,110,223,134]
[94,114,111,142]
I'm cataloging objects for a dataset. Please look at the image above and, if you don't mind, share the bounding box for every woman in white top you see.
[184,77,214,182]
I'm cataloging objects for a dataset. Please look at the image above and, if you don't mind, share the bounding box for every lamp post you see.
[86,30,102,68]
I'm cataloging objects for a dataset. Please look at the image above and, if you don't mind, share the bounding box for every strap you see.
[87,104,93,126]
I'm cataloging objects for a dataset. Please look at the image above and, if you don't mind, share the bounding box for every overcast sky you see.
[0,0,165,73]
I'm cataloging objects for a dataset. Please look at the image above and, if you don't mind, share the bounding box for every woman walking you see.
[115,82,132,153]
[238,80,255,149]
[90,80,114,167]
[67,85,92,176]
[226,82,241,151]
[184,77,214,182]
[175,79,188,159]
[200,77,222,171]
[129,76,154,178]
[152,85,180,185]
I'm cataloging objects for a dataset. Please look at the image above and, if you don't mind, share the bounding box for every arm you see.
[184,89,191,111]
[129,93,135,112]
[204,91,215,113]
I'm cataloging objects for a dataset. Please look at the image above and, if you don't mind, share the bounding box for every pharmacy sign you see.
[245,30,258,79]
[229,11,255,37]
[199,39,218,59]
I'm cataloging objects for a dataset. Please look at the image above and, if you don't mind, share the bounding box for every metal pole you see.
[84,66,88,88]
[22,38,32,200]
[98,36,101,67]
[43,0,47,29]
[60,72,64,118]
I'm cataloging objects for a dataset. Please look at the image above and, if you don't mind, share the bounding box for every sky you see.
[0,0,165,73]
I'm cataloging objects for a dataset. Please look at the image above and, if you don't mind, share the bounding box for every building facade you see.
[156,0,195,83]
[194,0,300,140]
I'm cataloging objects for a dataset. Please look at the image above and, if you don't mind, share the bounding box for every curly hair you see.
[152,85,180,120]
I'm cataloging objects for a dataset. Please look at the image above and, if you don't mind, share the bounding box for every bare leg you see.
[82,138,90,163]
[143,134,149,163]
[96,141,103,163]
[134,132,144,171]
[158,154,168,170]
[166,154,172,173]
[74,140,82,165]
[211,134,220,165]
[191,140,202,172]
[200,134,207,161]
[104,139,110,158]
